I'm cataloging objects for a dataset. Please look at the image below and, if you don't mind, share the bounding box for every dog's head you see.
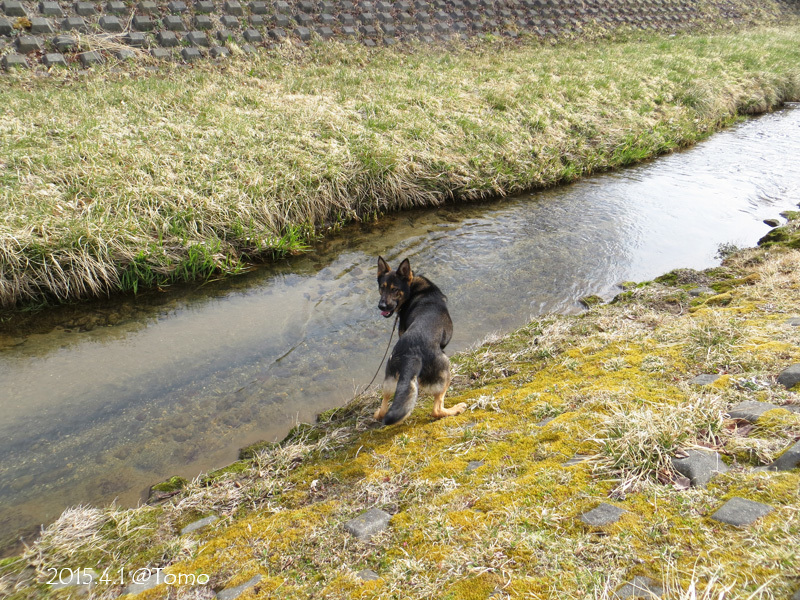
[377,256,412,318]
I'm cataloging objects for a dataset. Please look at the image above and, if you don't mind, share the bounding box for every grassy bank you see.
[2,25,800,308]
[2,219,799,599]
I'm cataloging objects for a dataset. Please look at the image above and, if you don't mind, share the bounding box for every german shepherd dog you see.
[374,257,467,425]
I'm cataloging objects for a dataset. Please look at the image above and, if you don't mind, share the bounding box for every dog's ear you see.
[397,258,412,282]
[377,256,390,279]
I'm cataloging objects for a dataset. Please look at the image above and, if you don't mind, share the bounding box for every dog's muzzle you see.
[379,303,394,318]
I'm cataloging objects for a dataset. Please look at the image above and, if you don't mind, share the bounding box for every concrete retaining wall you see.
[1,0,799,70]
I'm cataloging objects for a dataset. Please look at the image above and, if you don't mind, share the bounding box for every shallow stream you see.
[2,106,800,553]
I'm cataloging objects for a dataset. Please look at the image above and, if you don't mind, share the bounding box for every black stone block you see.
[266,27,285,40]
[249,1,267,13]
[294,12,312,25]
[53,33,77,50]
[243,27,263,41]
[275,0,290,13]
[358,12,375,23]
[181,46,202,61]
[216,28,234,40]
[273,13,290,27]
[113,47,136,60]
[2,1,27,16]
[138,1,158,13]
[294,25,310,40]
[339,13,354,25]
[167,1,188,13]
[133,15,156,30]
[30,17,54,34]
[0,16,11,35]
[79,50,103,66]
[107,1,127,14]
[16,35,42,53]
[194,14,213,28]
[210,45,230,57]
[186,30,209,45]
[151,47,171,58]
[125,31,147,46]
[99,15,124,32]
[220,15,239,27]
[360,23,377,35]
[224,0,243,15]
[2,53,29,69]
[194,0,214,12]
[157,30,180,45]
[39,1,64,16]
[298,0,314,12]
[249,14,264,26]
[43,52,68,66]
[319,14,334,25]
[73,2,96,16]
[163,15,186,30]
[315,25,332,38]
[341,25,357,36]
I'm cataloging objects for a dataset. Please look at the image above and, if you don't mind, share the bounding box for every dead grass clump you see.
[591,394,726,493]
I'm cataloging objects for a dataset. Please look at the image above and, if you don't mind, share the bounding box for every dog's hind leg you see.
[374,389,393,421]
[430,369,467,419]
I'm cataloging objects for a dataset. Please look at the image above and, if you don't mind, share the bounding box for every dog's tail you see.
[383,357,422,426]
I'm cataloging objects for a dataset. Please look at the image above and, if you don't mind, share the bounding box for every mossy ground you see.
[3,221,799,599]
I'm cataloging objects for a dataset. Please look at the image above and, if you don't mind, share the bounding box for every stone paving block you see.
[217,575,262,600]
[249,0,267,11]
[181,515,218,535]
[16,35,42,53]
[341,25,357,36]
[382,23,396,35]
[73,1,97,16]
[79,50,103,66]
[240,42,255,53]
[360,24,377,36]
[769,441,800,471]
[786,317,800,327]
[195,0,214,12]
[344,508,391,540]
[125,31,147,46]
[30,17,54,34]
[0,16,11,35]
[53,34,77,50]
[339,12,355,25]
[275,0,290,13]
[168,0,188,13]
[138,1,158,13]
[181,46,202,61]
[2,0,27,16]
[163,15,186,30]
[315,25,333,38]
[107,1,127,15]
[319,13,335,25]
[151,46,171,58]
[273,13,290,27]
[113,47,136,60]
[62,15,87,30]
[792,588,800,600]
[777,364,800,390]
[43,52,68,66]
[194,14,213,29]
[220,15,239,28]
[210,45,230,57]
[2,53,28,69]
[216,28,233,40]
[244,27,263,42]
[615,576,664,599]
[356,569,380,581]
[224,0,244,15]
[39,1,64,16]
[294,25,311,40]
[187,30,210,45]
[157,30,180,46]
[133,15,156,31]
[727,401,780,422]
[249,14,264,26]
[579,503,626,527]
[99,15,124,32]
[122,570,163,595]
[466,460,485,471]
[711,497,773,527]
[671,449,728,488]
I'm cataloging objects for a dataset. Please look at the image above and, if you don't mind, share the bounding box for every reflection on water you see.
[2,107,800,553]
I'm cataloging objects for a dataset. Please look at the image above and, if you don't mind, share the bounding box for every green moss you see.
[149,475,188,494]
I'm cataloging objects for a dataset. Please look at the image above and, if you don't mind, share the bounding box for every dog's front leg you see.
[374,389,392,421]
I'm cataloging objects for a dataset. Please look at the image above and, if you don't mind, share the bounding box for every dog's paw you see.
[373,409,386,421]
[452,402,467,415]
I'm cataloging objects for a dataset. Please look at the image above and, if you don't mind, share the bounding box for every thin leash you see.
[356,314,399,398]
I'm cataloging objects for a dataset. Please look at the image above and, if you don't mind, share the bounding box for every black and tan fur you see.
[374,256,466,425]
